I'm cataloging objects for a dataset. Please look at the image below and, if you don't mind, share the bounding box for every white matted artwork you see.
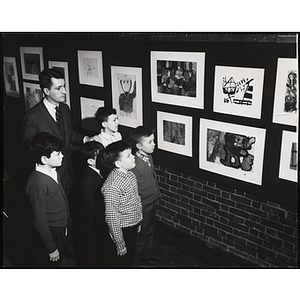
[151,51,205,109]
[279,130,298,182]
[48,61,71,107]
[3,56,20,97]
[77,50,104,87]
[199,118,266,185]
[80,97,104,132]
[111,66,143,128]
[20,47,44,81]
[213,65,265,119]
[23,82,43,111]
[157,111,193,157]
[273,58,298,126]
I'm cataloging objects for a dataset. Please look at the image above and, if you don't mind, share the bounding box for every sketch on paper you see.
[24,53,40,75]
[213,66,264,119]
[163,120,185,145]
[82,58,98,78]
[284,70,297,113]
[157,60,197,97]
[23,82,43,111]
[4,57,20,97]
[117,73,136,116]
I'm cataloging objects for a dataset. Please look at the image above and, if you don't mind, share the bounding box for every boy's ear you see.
[87,158,94,166]
[102,121,107,129]
[136,142,142,150]
[114,160,121,168]
[41,155,48,164]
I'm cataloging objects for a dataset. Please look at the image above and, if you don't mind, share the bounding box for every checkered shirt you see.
[101,168,143,252]
[136,151,151,168]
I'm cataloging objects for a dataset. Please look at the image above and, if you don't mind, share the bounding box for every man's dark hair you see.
[129,126,154,153]
[95,107,117,130]
[29,132,64,164]
[39,68,64,92]
[80,141,104,162]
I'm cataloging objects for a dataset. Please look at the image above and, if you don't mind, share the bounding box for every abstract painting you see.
[3,56,20,97]
[157,111,193,157]
[20,47,44,81]
[273,58,298,127]
[213,66,264,119]
[199,119,266,185]
[23,82,43,111]
[111,66,143,127]
[151,51,205,109]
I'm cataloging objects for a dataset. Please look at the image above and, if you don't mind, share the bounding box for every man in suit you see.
[21,68,95,196]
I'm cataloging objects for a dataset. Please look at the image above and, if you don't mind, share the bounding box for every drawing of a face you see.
[120,78,132,93]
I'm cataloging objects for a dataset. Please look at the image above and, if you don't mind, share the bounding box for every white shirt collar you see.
[43,98,58,121]
[88,165,102,178]
[35,164,58,183]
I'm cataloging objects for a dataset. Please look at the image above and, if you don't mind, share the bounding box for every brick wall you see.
[155,165,298,267]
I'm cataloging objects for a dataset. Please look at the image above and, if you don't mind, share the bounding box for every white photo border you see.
[3,56,20,97]
[20,47,44,81]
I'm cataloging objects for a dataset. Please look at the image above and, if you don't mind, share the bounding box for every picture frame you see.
[213,65,265,119]
[23,82,43,111]
[273,58,298,127]
[48,61,71,107]
[151,51,205,109]
[279,130,298,182]
[20,47,44,81]
[157,111,193,157]
[111,66,143,128]
[199,118,266,185]
[77,50,104,87]
[80,97,104,132]
[3,56,20,97]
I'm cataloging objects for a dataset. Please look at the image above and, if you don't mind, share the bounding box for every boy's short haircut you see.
[29,132,64,164]
[95,107,117,129]
[80,141,104,162]
[100,140,132,169]
[129,126,154,153]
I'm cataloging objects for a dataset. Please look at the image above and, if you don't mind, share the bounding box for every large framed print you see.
[80,97,104,132]
[273,58,298,126]
[20,47,44,81]
[77,50,104,87]
[151,51,205,109]
[48,61,70,107]
[111,66,143,128]
[157,111,193,157]
[213,65,264,119]
[279,130,298,182]
[199,119,266,185]
[23,82,43,111]
[3,57,20,97]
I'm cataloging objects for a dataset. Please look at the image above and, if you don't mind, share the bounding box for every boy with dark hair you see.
[26,132,70,266]
[101,140,143,266]
[94,107,122,147]
[76,141,108,265]
[129,126,161,267]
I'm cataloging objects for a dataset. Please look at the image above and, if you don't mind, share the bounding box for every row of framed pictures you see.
[157,111,298,185]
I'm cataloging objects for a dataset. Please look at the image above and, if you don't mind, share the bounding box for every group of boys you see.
[24,68,160,267]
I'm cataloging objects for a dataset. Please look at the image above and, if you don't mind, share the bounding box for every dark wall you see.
[3,32,298,207]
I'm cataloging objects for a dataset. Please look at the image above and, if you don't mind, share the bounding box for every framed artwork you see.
[23,82,43,111]
[20,47,44,81]
[3,56,20,97]
[273,58,298,126]
[199,119,266,185]
[111,66,143,128]
[279,130,298,182]
[77,50,104,87]
[213,65,265,119]
[48,61,70,107]
[80,97,104,132]
[151,51,205,109]
[157,111,193,157]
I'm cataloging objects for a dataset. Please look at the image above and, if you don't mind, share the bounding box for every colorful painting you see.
[20,47,44,81]
[3,57,20,97]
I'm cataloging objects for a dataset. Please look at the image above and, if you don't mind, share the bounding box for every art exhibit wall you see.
[3,33,298,267]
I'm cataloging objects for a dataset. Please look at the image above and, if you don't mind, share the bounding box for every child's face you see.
[138,134,156,154]
[103,114,119,133]
[45,151,64,168]
[116,148,135,172]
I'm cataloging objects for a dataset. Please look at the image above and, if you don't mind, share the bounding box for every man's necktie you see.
[55,105,60,126]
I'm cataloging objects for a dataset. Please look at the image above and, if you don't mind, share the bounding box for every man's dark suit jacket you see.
[21,100,84,193]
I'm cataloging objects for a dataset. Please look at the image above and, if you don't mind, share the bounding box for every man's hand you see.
[117,247,127,256]
[49,249,60,262]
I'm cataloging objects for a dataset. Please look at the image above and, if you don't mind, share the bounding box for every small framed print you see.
[111,66,143,128]
[151,51,205,109]
[279,130,298,182]
[3,56,20,97]
[48,61,71,107]
[80,97,104,132]
[273,58,298,127]
[77,50,104,87]
[20,47,44,81]
[199,118,266,185]
[23,82,43,111]
[157,111,193,157]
